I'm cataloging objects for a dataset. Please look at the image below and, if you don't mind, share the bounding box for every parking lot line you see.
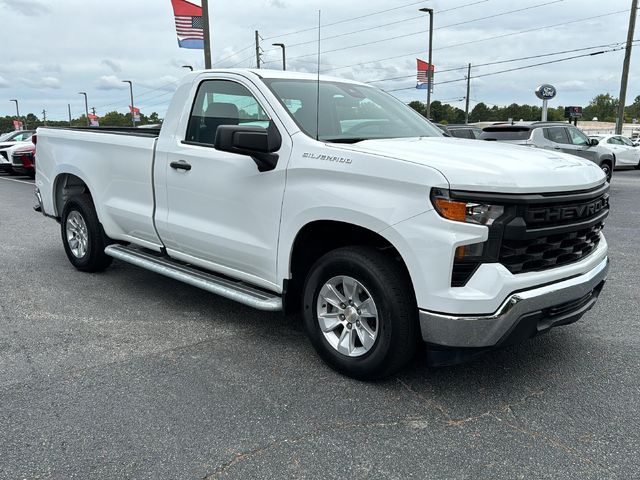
[0,176,34,185]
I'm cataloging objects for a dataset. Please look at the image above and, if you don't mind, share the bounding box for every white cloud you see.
[0,0,50,16]
[40,76,61,89]
[0,0,635,117]
[101,60,122,74]
[138,76,180,91]
[96,75,127,91]
[18,76,61,89]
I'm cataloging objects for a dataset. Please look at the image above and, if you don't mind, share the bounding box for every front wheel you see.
[61,194,113,272]
[302,247,418,380]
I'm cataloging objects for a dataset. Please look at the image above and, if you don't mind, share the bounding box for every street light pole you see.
[122,80,136,127]
[272,43,286,70]
[78,92,89,126]
[10,99,22,129]
[182,65,194,71]
[419,8,434,120]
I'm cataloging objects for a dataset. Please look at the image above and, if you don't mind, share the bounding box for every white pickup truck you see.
[35,69,609,379]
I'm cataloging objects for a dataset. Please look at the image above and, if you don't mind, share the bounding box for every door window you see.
[620,136,634,146]
[607,137,623,145]
[567,128,589,146]
[185,80,271,146]
[543,127,570,144]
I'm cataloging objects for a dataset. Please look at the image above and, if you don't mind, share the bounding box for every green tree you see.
[625,95,640,122]
[408,101,426,118]
[469,103,490,122]
[583,94,618,122]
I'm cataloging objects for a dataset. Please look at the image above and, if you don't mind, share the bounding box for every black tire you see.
[601,162,613,182]
[302,246,418,380]
[61,194,113,272]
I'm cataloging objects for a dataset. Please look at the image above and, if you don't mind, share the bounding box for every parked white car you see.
[0,130,35,173]
[589,134,640,169]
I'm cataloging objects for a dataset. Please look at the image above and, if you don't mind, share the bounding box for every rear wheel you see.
[302,247,418,380]
[61,194,112,272]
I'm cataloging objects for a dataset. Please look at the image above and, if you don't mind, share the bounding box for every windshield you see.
[479,127,532,141]
[262,78,443,143]
[0,131,22,142]
[0,131,33,142]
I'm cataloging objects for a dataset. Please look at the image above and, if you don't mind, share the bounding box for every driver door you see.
[155,78,290,290]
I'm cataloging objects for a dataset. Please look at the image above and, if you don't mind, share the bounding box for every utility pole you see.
[91,107,97,116]
[122,80,136,127]
[78,92,89,126]
[419,8,434,119]
[272,43,286,70]
[255,30,261,69]
[615,0,638,135]
[68,104,72,126]
[42,109,47,126]
[465,63,471,124]
[202,0,212,69]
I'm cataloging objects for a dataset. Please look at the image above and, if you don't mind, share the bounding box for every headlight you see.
[431,188,504,225]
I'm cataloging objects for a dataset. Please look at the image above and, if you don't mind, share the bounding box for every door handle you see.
[553,146,562,150]
[170,160,192,171]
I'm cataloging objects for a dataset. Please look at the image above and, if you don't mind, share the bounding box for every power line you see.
[322,8,630,73]
[366,41,628,84]
[261,0,434,41]
[276,0,496,50]
[225,53,257,68]
[386,44,632,92]
[215,43,255,66]
[286,0,564,61]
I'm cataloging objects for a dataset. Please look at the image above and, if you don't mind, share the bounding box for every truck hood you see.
[343,137,605,193]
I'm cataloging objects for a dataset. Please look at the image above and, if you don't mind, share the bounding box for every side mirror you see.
[589,138,599,146]
[214,122,282,172]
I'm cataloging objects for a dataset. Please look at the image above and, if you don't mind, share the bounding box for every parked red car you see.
[11,143,36,178]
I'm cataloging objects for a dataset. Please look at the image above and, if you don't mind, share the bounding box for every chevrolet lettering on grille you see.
[525,195,609,224]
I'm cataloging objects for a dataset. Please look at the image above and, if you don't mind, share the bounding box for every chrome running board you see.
[104,244,282,311]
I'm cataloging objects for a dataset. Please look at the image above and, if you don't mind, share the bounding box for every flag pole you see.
[202,0,212,68]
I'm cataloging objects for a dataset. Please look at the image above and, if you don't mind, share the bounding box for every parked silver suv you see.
[479,122,615,182]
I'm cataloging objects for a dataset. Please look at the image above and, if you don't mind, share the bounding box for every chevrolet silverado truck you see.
[34,69,609,379]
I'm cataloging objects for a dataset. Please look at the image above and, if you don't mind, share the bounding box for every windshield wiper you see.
[322,137,371,144]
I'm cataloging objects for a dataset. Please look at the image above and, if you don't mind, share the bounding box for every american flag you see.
[175,15,204,39]
[417,59,435,83]
[171,0,205,49]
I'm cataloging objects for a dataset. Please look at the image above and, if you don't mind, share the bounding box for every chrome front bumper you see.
[419,257,609,348]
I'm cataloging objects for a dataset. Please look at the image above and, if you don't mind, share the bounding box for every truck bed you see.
[36,126,163,250]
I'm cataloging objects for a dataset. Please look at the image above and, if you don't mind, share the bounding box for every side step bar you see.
[104,244,282,311]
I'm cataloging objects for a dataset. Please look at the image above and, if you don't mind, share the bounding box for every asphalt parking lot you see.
[0,171,639,479]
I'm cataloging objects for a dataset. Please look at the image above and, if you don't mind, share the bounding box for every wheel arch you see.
[53,172,92,218]
[600,153,615,168]
[283,219,414,313]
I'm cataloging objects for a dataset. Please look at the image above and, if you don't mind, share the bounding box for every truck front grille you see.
[447,184,609,285]
[498,186,608,275]
[500,223,603,274]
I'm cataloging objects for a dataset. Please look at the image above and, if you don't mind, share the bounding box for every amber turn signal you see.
[433,198,467,222]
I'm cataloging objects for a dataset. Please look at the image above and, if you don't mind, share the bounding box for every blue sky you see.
[0,0,636,121]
